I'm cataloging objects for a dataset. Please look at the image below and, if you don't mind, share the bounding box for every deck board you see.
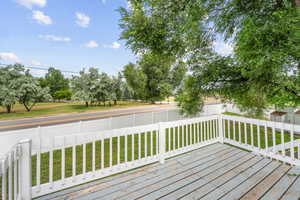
[35,143,300,200]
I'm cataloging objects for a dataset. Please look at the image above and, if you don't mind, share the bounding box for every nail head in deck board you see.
[261,167,300,200]
[240,164,291,200]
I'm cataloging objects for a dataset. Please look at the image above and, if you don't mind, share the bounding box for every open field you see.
[0,101,149,121]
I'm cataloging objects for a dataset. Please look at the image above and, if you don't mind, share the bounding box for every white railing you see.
[30,115,219,198]
[221,114,300,166]
[0,140,31,200]
[2,114,300,200]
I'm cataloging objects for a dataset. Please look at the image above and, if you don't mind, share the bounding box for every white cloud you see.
[39,34,71,42]
[32,10,52,25]
[75,12,90,28]
[103,41,121,49]
[0,53,21,63]
[85,41,99,48]
[213,41,233,56]
[16,0,46,9]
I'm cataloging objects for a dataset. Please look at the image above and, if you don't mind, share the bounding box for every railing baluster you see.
[101,139,104,169]
[92,140,96,172]
[291,124,295,160]
[250,122,254,146]
[36,126,41,191]
[72,137,76,181]
[117,136,120,164]
[233,120,236,141]
[83,143,86,177]
[193,123,196,144]
[227,119,231,139]
[200,121,203,143]
[167,128,171,152]
[272,122,276,153]
[244,122,248,145]
[109,137,112,167]
[62,137,65,184]
[125,134,128,163]
[49,138,53,188]
[264,122,268,151]
[185,125,188,146]
[2,159,7,200]
[150,131,153,156]
[13,150,17,200]
[8,153,12,200]
[132,133,134,160]
[257,124,261,149]
[189,124,192,145]
[237,121,240,143]
[281,123,285,157]
[145,132,148,157]
[138,133,141,160]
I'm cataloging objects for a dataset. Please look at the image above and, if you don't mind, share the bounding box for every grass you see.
[0,101,150,120]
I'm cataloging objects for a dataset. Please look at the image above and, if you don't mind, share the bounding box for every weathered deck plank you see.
[153,152,256,200]
[240,164,291,200]
[199,158,272,200]
[261,166,300,200]
[35,143,300,200]
[219,161,281,200]
[81,147,241,200]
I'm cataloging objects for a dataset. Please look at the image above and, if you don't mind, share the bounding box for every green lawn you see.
[0,101,149,120]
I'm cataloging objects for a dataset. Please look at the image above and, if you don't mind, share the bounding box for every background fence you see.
[0,103,229,158]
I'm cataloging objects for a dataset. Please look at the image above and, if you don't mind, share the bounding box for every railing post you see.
[218,115,224,143]
[19,139,32,200]
[159,122,166,164]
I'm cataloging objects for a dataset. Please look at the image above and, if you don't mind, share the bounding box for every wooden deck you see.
[35,143,300,200]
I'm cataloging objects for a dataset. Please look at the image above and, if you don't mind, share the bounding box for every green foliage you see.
[0,64,52,112]
[123,53,186,103]
[53,90,72,101]
[17,73,52,111]
[71,68,129,107]
[119,0,300,115]
[39,67,69,96]
[0,64,24,113]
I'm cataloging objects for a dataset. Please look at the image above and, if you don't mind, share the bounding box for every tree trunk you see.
[295,0,300,8]
[6,105,11,113]
[114,100,117,105]
[85,101,89,107]
[23,103,31,112]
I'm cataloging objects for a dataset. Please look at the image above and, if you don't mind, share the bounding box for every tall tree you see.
[71,68,99,107]
[0,64,24,113]
[40,67,69,97]
[119,0,300,116]
[17,73,52,112]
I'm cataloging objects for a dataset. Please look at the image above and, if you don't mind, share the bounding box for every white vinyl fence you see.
[0,104,226,158]
[1,114,300,200]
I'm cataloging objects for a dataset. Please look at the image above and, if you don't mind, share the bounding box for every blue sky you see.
[0,0,232,77]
